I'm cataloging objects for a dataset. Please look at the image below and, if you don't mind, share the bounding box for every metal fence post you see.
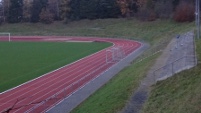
[185,56,187,67]
[172,62,174,75]
[154,71,157,84]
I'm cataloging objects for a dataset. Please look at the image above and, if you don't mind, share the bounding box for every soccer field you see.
[0,41,111,93]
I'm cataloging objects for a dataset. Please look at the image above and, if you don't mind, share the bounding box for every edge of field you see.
[0,41,112,94]
[141,34,201,113]
[0,19,195,113]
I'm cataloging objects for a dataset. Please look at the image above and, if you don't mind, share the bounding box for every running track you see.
[0,36,141,113]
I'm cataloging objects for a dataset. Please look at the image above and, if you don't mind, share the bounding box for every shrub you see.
[8,0,23,23]
[0,17,3,25]
[173,1,195,22]
[39,8,54,24]
[154,0,173,19]
[136,0,157,21]
[137,7,156,21]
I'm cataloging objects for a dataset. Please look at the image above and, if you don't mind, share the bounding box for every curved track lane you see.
[0,36,141,113]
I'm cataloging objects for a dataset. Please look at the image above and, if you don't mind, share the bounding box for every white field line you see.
[1,37,142,113]
[34,39,140,111]
[12,51,110,112]
[15,61,110,113]
[0,47,108,103]
[28,63,112,113]
[1,53,107,109]
[0,38,116,113]
[134,50,162,64]
[0,38,114,95]
[45,40,143,112]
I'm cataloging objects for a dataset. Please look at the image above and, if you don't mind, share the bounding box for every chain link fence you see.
[121,31,197,113]
[154,55,197,82]
[154,31,197,83]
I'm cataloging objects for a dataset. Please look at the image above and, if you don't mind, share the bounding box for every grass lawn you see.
[0,42,111,93]
[0,19,194,44]
[141,37,201,113]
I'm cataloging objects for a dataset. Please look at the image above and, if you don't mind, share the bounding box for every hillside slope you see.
[142,38,201,113]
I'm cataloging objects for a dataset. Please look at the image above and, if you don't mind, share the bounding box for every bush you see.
[154,0,173,19]
[0,17,3,25]
[39,8,54,24]
[136,0,157,21]
[173,1,195,22]
[137,7,157,21]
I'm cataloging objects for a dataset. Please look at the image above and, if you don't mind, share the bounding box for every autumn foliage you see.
[116,0,130,17]
[39,8,54,24]
[173,1,195,22]
[0,0,196,23]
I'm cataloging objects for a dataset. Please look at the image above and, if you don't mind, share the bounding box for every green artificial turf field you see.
[0,41,111,93]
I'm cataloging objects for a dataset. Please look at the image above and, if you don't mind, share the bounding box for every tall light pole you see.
[196,0,200,39]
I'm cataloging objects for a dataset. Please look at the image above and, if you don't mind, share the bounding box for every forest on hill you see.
[0,0,196,24]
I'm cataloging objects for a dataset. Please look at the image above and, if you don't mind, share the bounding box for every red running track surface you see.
[0,36,141,113]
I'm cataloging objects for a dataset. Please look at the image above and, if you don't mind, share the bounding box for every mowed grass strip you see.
[0,19,194,44]
[71,53,160,113]
[0,42,111,93]
[141,38,201,113]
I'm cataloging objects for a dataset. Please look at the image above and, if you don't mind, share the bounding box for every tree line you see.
[0,0,196,24]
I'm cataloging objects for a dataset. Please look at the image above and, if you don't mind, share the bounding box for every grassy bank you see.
[141,38,201,113]
[0,19,194,44]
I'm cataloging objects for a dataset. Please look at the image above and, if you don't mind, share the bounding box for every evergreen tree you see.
[96,0,121,18]
[69,0,120,20]
[31,0,48,23]
[79,0,98,19]
[23,0,32,22]
[68,0,80,20]
[69,0,98,20]
[59,0,70,20]
[0,1,3,24]
[8,0,23,23]
[39,8,54,24]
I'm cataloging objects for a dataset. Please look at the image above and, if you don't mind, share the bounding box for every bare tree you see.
[48,0,60,20]
[59,0,70,20]
[0,0,10,22]
[0,1,4,23]
[154,0,173,19]
[23,0,33,22]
